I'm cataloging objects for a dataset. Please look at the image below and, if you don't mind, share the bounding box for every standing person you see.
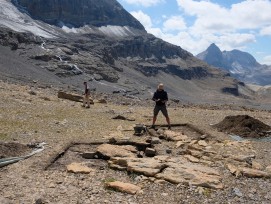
[83,81,91,108]
[152,83,171,129]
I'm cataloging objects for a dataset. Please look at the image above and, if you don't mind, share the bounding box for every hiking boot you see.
[151,125,155,129]
[168,126,171,130]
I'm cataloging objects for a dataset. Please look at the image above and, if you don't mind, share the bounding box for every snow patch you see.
[61,24,136,38]
[62,26,78,34]
[0,0,56,38]
[98,26,134,37]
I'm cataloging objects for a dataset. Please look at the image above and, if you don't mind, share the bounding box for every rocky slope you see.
[197,43,271,86]
[0,0,260,104]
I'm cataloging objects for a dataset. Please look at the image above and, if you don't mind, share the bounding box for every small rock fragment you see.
[233,188,243,197]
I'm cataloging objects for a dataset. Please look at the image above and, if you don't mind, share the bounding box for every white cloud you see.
[130,10,153,28]
[163,16,187,32]
[263,55,271,65]
[130,1,270,57]
[260,26,271,36]
[123,0,165,7]
[176,0,271,33]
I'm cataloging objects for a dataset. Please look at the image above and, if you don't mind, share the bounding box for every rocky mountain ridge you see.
[0,0,264,104]
[197,43,271,86]
[12,0,145,30]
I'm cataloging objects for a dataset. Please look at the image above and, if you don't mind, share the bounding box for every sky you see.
[118,0,271,65]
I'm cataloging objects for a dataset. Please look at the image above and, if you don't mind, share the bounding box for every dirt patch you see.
[214,115,271,138]
[0,142,31,158]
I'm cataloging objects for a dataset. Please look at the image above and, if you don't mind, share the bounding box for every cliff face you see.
[12,0,145,30]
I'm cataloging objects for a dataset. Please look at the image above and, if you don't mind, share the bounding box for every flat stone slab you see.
[109,156,168,177]
[106,181,141,194]
[155,157,223,189]
[97,144,137,159]
[227,164,271,178]
[67,163,94,174]
[109,156,223,189]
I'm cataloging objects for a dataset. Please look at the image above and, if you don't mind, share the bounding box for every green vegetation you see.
[0,132,9,140]
[103,177,116,183]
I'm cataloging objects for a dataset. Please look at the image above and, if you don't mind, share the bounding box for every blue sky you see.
[118,0,271,65]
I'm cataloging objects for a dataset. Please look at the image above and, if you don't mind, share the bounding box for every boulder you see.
[96,144,137,159]
[145,148,156,157]
[151,137,161,145]
[67,163,94,174]
[105,181,141,195]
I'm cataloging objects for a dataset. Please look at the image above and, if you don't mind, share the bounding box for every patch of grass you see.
[103,177,116,183]
[203,188,212,197]
[0,133,9,140]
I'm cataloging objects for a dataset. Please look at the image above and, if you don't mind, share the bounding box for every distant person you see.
[82,81,91,108]
[152,83,171,129]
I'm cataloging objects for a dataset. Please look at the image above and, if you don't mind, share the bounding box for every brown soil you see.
[0,142,31,158]
[214,115,271,138]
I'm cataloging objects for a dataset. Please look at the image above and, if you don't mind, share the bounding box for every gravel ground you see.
[0,81,271,204]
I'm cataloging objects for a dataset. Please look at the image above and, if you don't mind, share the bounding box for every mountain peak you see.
[207,43,221,52]
[197,44,271,85]
[12,0,145,30]
[197,43,223,68]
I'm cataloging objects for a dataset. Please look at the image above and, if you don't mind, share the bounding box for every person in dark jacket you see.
[152,83,171,129]
[82,81,91,108]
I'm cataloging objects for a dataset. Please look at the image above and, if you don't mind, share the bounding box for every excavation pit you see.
[46,124,209,171]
